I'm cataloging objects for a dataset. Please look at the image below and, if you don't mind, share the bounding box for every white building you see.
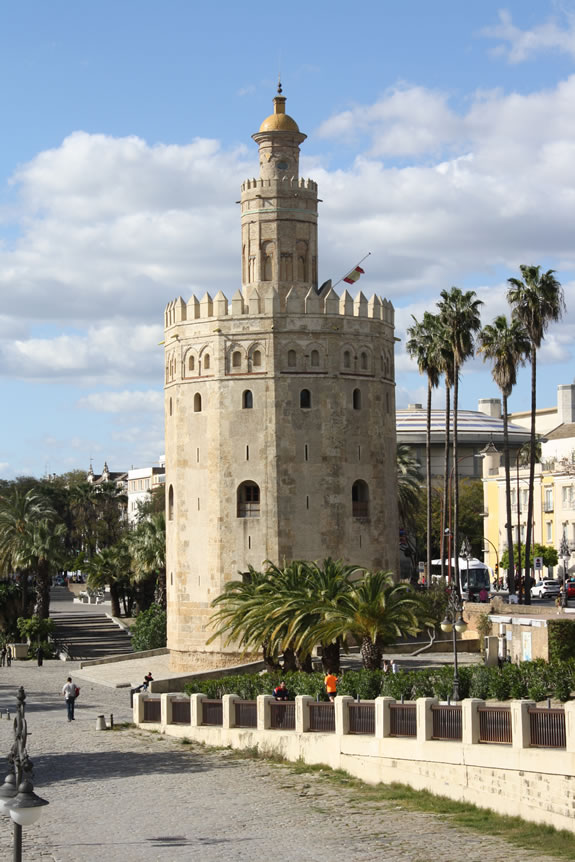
[127,457,166,523]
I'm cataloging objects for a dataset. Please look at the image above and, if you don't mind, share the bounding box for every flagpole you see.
[332,252,371,290]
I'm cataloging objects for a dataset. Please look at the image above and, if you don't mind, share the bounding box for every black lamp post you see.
[0,687,48,862]
[560,534,570,609]
[440,588,468,702]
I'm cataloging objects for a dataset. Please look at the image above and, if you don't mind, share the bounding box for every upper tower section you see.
[241,83,319,303]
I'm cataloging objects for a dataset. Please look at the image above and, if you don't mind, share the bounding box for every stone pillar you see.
[511,699,535,749]
[416,697,438,743]
[335,696,354,736]
[190,693,206,727]
[462,698,484,745]
[375,697,395,738]
[223,694,240,729]
[295,696,314,733]
[161,694,172,727]
[564,702,575,753]
[257,695,273,731]
[133,693,145,725]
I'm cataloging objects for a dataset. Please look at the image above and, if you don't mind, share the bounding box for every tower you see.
[164,89,399,672]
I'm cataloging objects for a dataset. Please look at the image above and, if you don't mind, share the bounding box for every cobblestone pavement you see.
[0,661,566,862]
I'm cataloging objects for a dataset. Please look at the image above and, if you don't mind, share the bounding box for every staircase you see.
[52,611,133,661]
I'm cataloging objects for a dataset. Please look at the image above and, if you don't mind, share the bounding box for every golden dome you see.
[259,91,300,133]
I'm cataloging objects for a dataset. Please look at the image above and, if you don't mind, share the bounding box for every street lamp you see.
[560,534,571,609]
[0,687,48,861]
[440,589,468,701]
[460,536,472,599]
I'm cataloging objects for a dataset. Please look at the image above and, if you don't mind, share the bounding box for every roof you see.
[545,423,575,440]
[259,94,300,133]
[396,408,531,444]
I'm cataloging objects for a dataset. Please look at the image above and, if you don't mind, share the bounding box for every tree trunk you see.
[154,569,167,610]
[360,636,382,670]
[441,384,451,581]
[524,347,536,605]
[296,651,313,673]
[282,645,298,672]
[34,560,51,620]
[503,393,515,594]
[109,583,121,618]
[262,643,281,671]
[453,362,461,597]
[426,378,433,587]
[321,640,341,674]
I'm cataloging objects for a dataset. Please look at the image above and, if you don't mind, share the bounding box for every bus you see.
[430,558,492,601]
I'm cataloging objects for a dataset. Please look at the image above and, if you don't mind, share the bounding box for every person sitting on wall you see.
[478,587,489,603]
[273,681,290,701]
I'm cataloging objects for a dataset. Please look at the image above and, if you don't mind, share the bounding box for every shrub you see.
[469,666,490,699]
[130,604,166,652]
[548,620,575,662]
[16,616,55,643]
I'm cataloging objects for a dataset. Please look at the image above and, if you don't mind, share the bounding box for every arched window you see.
[243,390,253,409]
[300,389,311,409]
[310,349,319,367]
[168,485,174,521]
[237,481,260,518]
[288,349,297,368]
[360,352,368,370]
[232,351,242,368]
[343,351,351,369]
[352,480,369,519]
[203,354,210,371]
[194,393,202,413]
[253,350,262,367]
[353,389,362,410]
[189,355,195,372]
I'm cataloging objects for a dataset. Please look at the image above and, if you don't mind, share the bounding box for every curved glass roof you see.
[397,408,530,442]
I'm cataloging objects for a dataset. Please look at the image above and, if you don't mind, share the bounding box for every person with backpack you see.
[62,677,79,722]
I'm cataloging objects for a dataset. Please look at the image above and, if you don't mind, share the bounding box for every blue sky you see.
[1,1,574,479]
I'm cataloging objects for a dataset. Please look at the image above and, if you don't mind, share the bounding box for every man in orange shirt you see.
[324,672,338,702]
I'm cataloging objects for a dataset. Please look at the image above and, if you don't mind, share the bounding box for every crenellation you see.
[247,286,261,314]
[340,289,354,317]
[187,295,200,320]
[200,292,213,319]
[285,285,305,314]
[323,287,340,316]
[354,291,368,318]
[231,289,244,316]
[213,290,228,317]
[304,286,322,315]
[174,297,187,323]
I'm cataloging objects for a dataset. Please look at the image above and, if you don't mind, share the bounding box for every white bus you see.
[430,557,492,600]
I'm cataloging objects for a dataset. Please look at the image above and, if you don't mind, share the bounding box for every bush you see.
[16,616,55,643]
[548,620,575,662]
[130,604,166,652]
[469,666,491,699]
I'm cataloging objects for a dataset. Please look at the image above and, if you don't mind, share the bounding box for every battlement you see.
[165,286,394,330]
[241,176,318,192]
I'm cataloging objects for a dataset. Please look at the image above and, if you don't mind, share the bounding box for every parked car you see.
[566,579,575,599]
[530,579,561,599]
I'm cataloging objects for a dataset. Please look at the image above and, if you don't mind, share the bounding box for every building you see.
[164,88,399,672]
[127,457,166,523]
[86,462,128,492]
[482,384,575,580]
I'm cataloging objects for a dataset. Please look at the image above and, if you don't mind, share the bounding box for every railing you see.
[142,697,161,723]
[478,706,512,744]
[431,704,462,741]
[348,702,375,735]
[202,699,223,727]
[171,699,191,725]
[529,708,566,748]
[309,702,335,733]
[235,700,257,728]
[270,701,295,730]
[389,703,417,737]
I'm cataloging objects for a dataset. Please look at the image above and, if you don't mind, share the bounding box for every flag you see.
[343,266,365,285]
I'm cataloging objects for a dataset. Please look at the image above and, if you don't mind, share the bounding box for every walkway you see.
[0,661,566,862]
[50,587,133,661]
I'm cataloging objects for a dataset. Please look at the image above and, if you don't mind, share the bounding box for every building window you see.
[288,349,297,368]
[546,521,553,543]
[253,350,262,367]
[194,393,202,413]
[246,445,249,461]
[243,390,253,409]
[232,351,241,368]
[237,481,260,518]
[544,488,554,512]
[203,354,210,371]
[343,350,351,369]
[168,485,174,521]
[310,349,319,367]
[360,352,368,370]
[189,355,195,372]
[300,389,311,409]
[352,480,369,519]
[353,389,361,410]
[304,444,309,461]
[563,486,575,509]
[169,398,172,417]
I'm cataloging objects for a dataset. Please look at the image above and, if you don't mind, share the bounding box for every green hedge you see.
[548,620,575,662]
[183,659,575,703]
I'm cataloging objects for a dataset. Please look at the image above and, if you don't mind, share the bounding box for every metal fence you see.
[309,702,336,733]
[202,699,223,726]
[431,704,462,741]
[235,700,257,728]
[478,706,512,744]
[270,701,295,730]
[171,699,191,725]
[348,702,375,735]
[142,698,161,723]
[389,703,417,737]
[529,708,566,748]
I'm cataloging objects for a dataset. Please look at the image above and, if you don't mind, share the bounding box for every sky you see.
[1,0,575,480]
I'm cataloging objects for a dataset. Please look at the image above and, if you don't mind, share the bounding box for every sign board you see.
[534,556,543,570]
[418,562,425,573]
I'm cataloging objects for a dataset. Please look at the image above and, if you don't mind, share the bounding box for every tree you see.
[478,316,530,595]
[84,543,131,618]
[130,603,167,651]
[406,312,442,581]
[128,512,166,610]
[396,444,422,531]
[507,265,564,604]
[500,543,558,573]
[413,479,485,562]
[437,288,483,594]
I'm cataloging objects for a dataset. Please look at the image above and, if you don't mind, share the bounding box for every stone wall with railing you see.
[134,693,575,833]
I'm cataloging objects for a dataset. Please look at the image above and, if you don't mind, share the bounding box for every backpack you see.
[74,686,80,698]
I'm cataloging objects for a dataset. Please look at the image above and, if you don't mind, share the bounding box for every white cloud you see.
[77,389,163,413]
[482,9,575,63]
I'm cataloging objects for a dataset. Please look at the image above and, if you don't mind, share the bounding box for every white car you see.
[531,579,560,599]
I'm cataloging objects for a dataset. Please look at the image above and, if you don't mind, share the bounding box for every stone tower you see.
[164,88,399,672]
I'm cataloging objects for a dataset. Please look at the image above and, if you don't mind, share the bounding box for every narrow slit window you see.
[246,445,249,461]
[168,485,174,521]
[243,390,253,409]
[304,444,309,461]
[300,389,311,409]
[353,389,362,410]
[194,393,202,412]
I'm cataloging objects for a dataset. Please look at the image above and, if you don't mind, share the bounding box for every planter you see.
[8,643,30,660]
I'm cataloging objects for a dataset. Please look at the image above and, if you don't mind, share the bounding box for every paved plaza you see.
[0,660,567,861]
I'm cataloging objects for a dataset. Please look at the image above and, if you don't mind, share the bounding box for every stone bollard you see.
[95,715,107,731]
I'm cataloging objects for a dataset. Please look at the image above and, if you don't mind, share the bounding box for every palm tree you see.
[437,288,483,595]
[478,316,530,595]
[84,543,131,618]
[23,521,67,619]
[406,312,442,583]
[507,266,565,603]
[396,444,422,533]
[128,512,166,610]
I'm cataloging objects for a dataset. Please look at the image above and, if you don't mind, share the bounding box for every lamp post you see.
[460,535,472,598]
[440,588,468,701]
[560,534,570,609]
[0,687,48,862]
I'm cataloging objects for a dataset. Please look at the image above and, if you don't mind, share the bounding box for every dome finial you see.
[277,76,282,95]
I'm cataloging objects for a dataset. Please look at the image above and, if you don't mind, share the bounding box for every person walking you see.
[0,645,6,667]
[36,645,44,666]
[6,646,12,667]
[324,671,338,702]
[62,677,77,722]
